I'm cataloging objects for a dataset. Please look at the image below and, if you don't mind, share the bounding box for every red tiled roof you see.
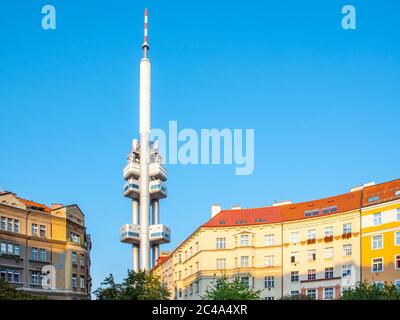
[18,197,51,213]
[203,190,363,227]
[282,190,362,222]
[203,206,283,227]
[362,178,400,207]
[154,255,169,268]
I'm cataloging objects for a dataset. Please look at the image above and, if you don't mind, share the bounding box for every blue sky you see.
[1,0,399,291]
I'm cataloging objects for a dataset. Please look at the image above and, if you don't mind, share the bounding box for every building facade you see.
[361,180,400,287]
[152,179,400,300]
[0,192,91,299]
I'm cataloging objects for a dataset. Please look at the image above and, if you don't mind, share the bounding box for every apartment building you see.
[152,178,400,300]
[0,191,91,299]
[361,180,400,287]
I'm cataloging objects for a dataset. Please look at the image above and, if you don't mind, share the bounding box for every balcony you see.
[149,163,168,181]
[123,161,140,180]
[123,180,140,199]
[149,224,171,244]
[149,180,167,199]
[120,224,140,244]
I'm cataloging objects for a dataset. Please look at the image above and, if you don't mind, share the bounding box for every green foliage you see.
[341,281,400,300]
[94,270,170,300]
[0,279,46,300]
[202,276,261,300]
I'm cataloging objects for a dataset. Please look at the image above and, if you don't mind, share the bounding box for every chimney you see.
[349,181,375,192]
[272,200,292,207]
[51,203,64,210]
[231,204,241,210]
[211,204,222,217]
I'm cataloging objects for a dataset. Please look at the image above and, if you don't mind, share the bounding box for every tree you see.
[94,270,170,300]
[341,281,400,300]
[202,276,261,300]
[0,279,46,300]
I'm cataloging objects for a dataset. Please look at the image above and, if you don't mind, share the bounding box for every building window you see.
[325,247,333,259]
[307,269,316,280]
[0,243,19,256]
[0,267,18,283]
[240,256,249,268]
[395,280,400,289]
[72,252,77,265]
[7,218,12,232]
[80,276,85,289]
[395,231,400,246]
[39,249,46,262]
[240,277,249,287]
[189,284,193,295]
[395,255,400,269]
[195,281,200,293]
[80,254,85,267]
[307,230,316,240]
[264,255,274,267]
[324,287,334,300]
[178,254,182,263]
[265,234,275,246]
[290,271,299,282]
[372,235,383,249]
[13,244,20,256]
[342,265,352,277]
[13,271,20,283]
[306,289,316,300]
[72,275,78,288]
[31,248,39,261]
[216,258,226,269]
[178,271,182,280]
[397,208,400,221]
[196,262,199,272]
[307,250,316,261]
[31,271,43,286]
[325,227,333,237]
[290,252,299,264]
[216,238,226,249]
[372,258,384,273]
[265,276,274,288]
[325,267,334,279]
[291,290,299,297]
[290,232,299,243]
[13,220,19,233]
[343,223,352,235]
[39,225,46,237]
[343,244,352,256]
[0,217,5,230]
[32,224,38,236]
[0,243,6,254]
[240,235,249,246]
[368,196,380,202]
[373,213,382,226]
[70,232,81,244]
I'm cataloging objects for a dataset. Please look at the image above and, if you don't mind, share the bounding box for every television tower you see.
[120,8,170,271]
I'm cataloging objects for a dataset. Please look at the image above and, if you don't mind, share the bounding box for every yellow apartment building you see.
[152,178,400,300]
[361,180,400,286]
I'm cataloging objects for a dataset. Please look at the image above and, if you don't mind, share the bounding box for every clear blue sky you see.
[1,0,399,291]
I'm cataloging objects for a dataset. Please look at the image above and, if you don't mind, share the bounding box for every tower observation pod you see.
[120,8,170,271]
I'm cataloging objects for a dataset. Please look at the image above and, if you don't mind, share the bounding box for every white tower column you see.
[151,200,160,266]
[139,52,151,270]
[132,199,139,272]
